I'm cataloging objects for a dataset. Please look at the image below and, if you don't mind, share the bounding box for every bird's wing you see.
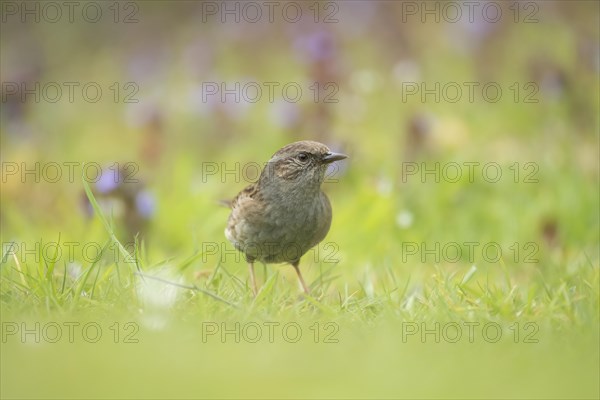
[219,183,258,209]
[225,183,263,248]
[230,183,259,208]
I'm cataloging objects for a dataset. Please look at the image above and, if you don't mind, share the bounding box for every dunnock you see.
[225,141,347,295]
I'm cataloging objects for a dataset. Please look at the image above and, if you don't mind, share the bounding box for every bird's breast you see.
[227,190,332,263]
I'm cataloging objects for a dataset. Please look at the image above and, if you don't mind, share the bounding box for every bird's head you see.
[259,140,347,191]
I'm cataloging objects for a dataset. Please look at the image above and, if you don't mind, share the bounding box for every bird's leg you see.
[291,260,309,294]
[248,261,258,296]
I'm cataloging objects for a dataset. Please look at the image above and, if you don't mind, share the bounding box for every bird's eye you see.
[297,152,309,162]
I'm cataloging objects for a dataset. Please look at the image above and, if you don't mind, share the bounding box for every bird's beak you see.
[322,152,348,164]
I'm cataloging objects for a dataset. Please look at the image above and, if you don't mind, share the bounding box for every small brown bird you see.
[225,141,347,295]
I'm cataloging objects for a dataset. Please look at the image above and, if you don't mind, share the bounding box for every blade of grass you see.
[82,170,139,278]
[135,272,239,308]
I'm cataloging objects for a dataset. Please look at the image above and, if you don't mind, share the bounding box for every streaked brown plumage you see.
[225,140,347,295]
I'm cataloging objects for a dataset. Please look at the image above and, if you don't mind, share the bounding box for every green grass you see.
[1,176,598,398]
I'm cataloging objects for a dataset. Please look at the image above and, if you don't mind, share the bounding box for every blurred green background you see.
[1,1,599,399]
